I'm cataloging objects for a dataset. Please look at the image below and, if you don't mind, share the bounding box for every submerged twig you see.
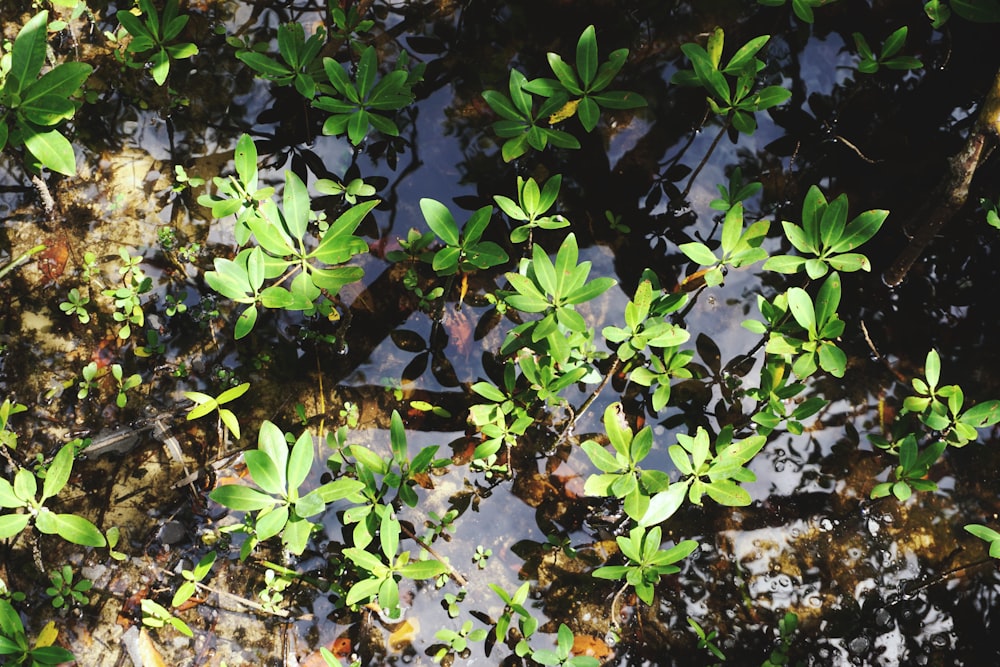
[883,67,1000,286]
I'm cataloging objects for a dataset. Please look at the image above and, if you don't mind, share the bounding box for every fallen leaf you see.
[138,628,168,667]
[572,633,612,659]
[38,236,69,282]
[388,618,419,652]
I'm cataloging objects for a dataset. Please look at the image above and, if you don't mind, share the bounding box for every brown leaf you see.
[138,628,168,667]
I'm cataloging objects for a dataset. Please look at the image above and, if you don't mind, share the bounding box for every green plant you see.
[500,232,616,365]
[134,329,165,358]
[964,524,1000,558]
[432,619,488,663]
[313,46,424,145]
[762,612,799,667]
[0,598,75,665]
[581,403,676,524]
[164,292,187,316]
[472,545,492,569]
[0,400,27,450]
[493,174,569,244]
[688,618,725,662]
[58,288,90,324]
[529,623,600,667]
[897,349,1000,446]
[602,279,689,364]
[114,0,199,86]
[745,360,826,436]
[76,361,98,400]
[316,176,377,205]
[0,11,93,175]
[104,248,152,339]
[679,203,770,286]
[710,167,762,212]
[763,185,888,279]
[853,27,922,74]
[482,68,579,162]
[110,364,142,408]
[235,22,326,99]
[197,134,274,246]
[209,421,365,557]
[184,381,250,440]
[420,198,509,277]
[592,525,697,605]
[671,28,791,135]
[171,551,216,609]
[522,24,648,132]
[748,272,848,379]
[0,442,106,547]
[342,410,445,510]
[342,507,448,619]
[45,564,91,609]
[202,140,379,338]
[258,562,294,612]
[668,425,766,507]
[757,0,836,23]
[869,434,945,501]
[141,598,192,637]
[489,581,538,657]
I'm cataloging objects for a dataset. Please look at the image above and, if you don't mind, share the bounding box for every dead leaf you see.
[38,236,69,282]
[572,633,612,659]
[388,618,419,652]
[138,628,168,667]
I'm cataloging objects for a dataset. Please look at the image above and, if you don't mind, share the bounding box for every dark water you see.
[1,0,1000,665]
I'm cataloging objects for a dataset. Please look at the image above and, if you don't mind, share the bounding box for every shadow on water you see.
[1,0,1000,665]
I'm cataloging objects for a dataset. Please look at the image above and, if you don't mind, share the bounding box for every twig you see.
[678,120,731,203]
[860,320,907,383]
[884,66,1000,286]
[398,521,468,587]
[572,357,622,427]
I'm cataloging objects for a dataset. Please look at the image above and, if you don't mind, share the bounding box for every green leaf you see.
[236,51,294,80]
[286,430,314,493]
[638,483,687,527]
[705,480,752,506]
[831,209,888,253]
[786,287,816,335]
[679,242,719,266]
[36,510,106,546]
[0,513,30,539]
[399,559,448,579]
[576,25,598,87]
[256,505,289,541]
[881,27,908,60]
[22,126,76,176]
[21,61,93,108]
[925,349,941,388]
[11,11,49,95]
[283,170,310,241]
[210,484,276,511]
[952,0,1000,22]
[41,442,75,503]
[421,198,459,246]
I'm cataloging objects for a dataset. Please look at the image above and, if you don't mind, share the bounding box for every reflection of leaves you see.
[402,353,428,383]
[696,333,722,376]
[391,329,426,353]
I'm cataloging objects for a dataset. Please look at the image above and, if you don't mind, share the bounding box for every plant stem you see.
[398,521,468,587]
[0,244,46,281]
[572,357,622,426]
